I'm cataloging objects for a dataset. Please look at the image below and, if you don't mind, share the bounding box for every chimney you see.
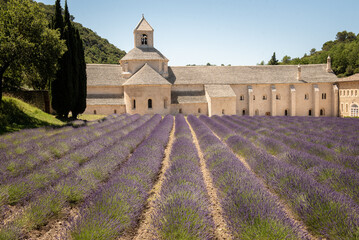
[297,65,302,80]
[326,56,333,73]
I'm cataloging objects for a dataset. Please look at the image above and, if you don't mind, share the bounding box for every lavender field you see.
[0,114,358,240]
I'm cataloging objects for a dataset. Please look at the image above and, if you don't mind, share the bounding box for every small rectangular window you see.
[253,95,255,100]
[240,95,244,101]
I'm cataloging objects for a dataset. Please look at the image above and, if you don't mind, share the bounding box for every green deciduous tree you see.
[281,55,291,64]
[0,0,66,101]
[279,31,359,77]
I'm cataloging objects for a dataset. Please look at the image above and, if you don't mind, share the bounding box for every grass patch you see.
[76,114,107,121]
[0,96,65,134]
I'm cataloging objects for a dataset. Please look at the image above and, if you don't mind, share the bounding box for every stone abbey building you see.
[85,16,359,117]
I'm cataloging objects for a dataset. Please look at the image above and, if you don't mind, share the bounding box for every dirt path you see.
[209,129,316,240]
[186,119,233,240]
[131,120,175,240]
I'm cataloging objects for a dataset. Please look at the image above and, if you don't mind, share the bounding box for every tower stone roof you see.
[123,63,171,86]
[168,64,338,85]
[134,16,153,32]
[121,47,168,61]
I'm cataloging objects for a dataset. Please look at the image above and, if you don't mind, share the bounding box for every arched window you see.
[114,109,117,114]
[262,95,267,100]
[94,110,97,115]
[322,93,327,99]
[320,109,325,116]
[179,108,182,114]
[133,99,136,109]
[351,104,358,117]
[253,95,256,100]
[341,103,344,112]
[141,34,148,45]
[240,95,244,101]
[284,109,288,116]
[198,108,201,114]
[346,104,349,112]
[242,109,246,116]
[222,109,225,115]
[148,99,152,109]
[305,94,309,100]
[276,94,281,100]
[308,109,312,116]
[164,98,167,109]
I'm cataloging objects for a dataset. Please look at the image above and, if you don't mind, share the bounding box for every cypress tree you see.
[72,29,87,118]
[51,0,87,119]
[51,0,70,118]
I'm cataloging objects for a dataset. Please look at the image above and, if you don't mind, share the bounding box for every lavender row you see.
[68,115,172,239]
[0,114,129,164]
[0,115,149,206]
[263,116,359,155]
[236,115,359,154]
[200,115,359,239]
[219,115,359,206]
[151,114,214,239]
[0,114,140,185]
[0,114,163,238]
[227,115,359,172]
[188,115,302,239]
[0,115,139,184]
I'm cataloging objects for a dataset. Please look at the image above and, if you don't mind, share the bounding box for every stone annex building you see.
[85,16,359,117]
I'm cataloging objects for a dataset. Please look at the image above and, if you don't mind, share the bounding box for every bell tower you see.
[134,15,154,48]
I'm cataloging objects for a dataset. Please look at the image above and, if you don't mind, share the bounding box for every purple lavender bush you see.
[152,114,215,239]
[69,115,172,239]
[189,115,301,239]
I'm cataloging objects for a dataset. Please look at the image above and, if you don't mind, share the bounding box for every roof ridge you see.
[123,64,171,86]
[134,16,154,32]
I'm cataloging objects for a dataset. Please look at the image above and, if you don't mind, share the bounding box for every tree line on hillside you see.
[0,0,86,119]
[38,2,126,64]
[264,31,359,77]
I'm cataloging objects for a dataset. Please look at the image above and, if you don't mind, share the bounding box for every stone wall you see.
[124,85,171,115]
[338,81,359,117]
[84,104,126,115]
[5,90,51,113]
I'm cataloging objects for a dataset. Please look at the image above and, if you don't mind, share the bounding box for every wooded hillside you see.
[38,2,126,64]
[277,31,359,78]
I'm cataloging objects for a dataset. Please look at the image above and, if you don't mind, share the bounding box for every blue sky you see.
[35,0,359,66]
